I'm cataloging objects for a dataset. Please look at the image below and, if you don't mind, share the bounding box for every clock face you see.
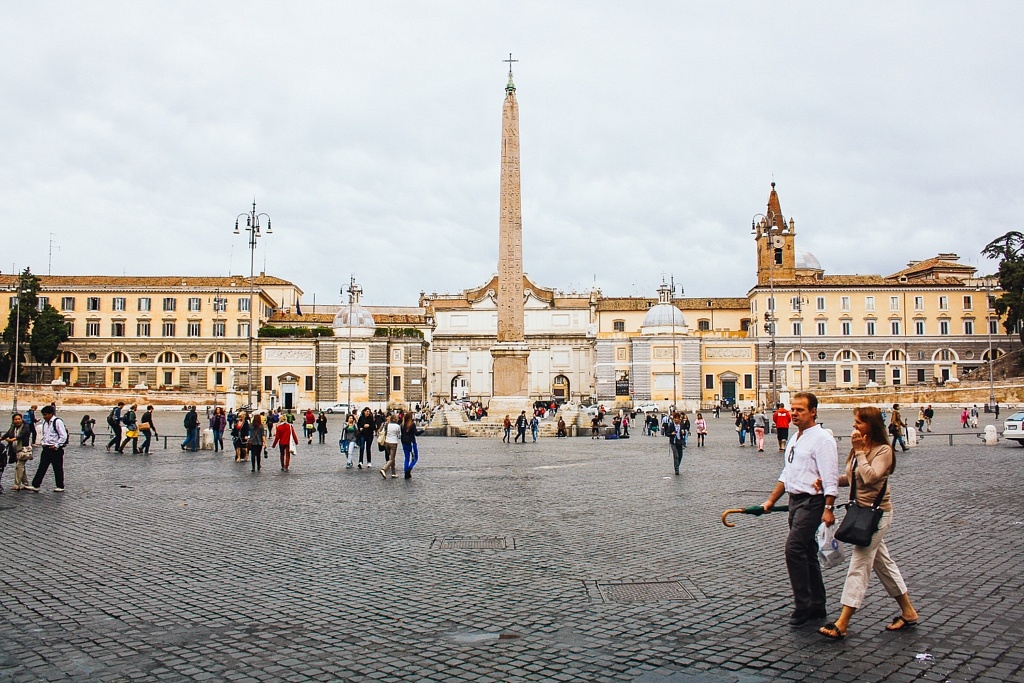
[771,236,785,248]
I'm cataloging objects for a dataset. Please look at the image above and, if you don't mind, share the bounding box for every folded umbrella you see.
[721,504,790,527]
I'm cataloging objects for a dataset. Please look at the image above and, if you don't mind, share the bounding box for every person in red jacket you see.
[773,403,792,453]
[271,420,298,471]
[303,408,316,444]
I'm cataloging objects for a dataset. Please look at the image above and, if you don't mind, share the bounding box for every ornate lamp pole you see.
[234,200,272,410]
[979,277,997,409]
[343,275,361,414]
[8,280,30,413]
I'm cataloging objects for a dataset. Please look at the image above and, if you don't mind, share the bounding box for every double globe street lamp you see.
[234,201,273,410]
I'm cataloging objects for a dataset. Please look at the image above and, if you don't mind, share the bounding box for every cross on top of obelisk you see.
[503,52,518,75]
[503,53,518,92]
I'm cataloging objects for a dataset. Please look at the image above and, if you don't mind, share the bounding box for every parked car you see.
[321,402,353,414]
[633,402,661,414]
[1002,411,1024,445]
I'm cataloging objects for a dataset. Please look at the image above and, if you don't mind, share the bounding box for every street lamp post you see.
[9,281,30,414]
[344,275,360,415]
[234,200,273,410]
[752,212,786,409]
[980,277,997,409]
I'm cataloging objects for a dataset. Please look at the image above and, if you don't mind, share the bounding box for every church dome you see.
[795,249,822,271]
[643,303,687,328]
[332,305,375,330]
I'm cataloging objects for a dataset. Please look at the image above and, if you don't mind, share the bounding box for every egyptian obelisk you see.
[490,56,531,402]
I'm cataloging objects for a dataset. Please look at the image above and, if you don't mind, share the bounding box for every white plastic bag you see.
[817,522,845,569]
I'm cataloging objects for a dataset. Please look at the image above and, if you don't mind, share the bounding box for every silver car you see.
[1002,411,1024,445]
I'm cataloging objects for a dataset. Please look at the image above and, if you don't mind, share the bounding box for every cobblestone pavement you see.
[1,409,1021,682]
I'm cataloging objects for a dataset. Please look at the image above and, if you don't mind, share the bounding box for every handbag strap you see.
[851,454,889,510]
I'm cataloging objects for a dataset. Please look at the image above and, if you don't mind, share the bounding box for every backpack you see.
[54,418,70,448]
[121,412,132,425]
[107,408,118,426]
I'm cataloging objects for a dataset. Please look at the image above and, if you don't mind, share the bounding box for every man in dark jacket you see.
[182,406,200,452]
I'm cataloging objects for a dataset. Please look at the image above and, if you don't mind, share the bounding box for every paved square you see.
[1,409,1021,682]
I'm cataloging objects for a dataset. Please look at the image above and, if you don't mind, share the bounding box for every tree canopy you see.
[2,268,41,382]
[30,304,70,381]
[982,231,1024,344]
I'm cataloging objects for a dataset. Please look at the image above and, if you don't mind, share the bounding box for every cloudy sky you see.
[2,2,1022,307]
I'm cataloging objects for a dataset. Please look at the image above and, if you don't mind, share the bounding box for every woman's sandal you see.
[885,615,919,631]
[819,622,846,639]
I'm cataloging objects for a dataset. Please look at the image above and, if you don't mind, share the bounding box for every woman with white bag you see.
[819,406,919,639]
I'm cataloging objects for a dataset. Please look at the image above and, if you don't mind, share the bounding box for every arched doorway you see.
[450,375,469,400]
[552,374,570,403]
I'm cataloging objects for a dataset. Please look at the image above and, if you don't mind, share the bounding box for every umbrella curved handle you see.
[721,508,746,527]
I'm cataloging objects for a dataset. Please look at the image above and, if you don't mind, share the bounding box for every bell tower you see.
[754,182,797,285]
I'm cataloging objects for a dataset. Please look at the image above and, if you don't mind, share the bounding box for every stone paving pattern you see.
[0,409,1021,682]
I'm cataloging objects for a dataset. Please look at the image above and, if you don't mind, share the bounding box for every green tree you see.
[982,231,1024,344]
[30,304,69,382]
[2,267,41,382]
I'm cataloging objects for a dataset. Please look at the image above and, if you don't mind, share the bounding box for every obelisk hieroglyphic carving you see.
[491,57,531,399]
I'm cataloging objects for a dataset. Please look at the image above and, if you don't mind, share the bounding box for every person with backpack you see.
[529,414,540,442]
[25,406,68,492]
[106,402,124,452]
[24,405,38,445]
[80,415,96,446]
[118,404,139,454]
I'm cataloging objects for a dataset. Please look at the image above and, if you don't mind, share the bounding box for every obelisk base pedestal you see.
[489,343,531,415]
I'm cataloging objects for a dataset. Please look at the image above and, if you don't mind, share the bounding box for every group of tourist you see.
[733,403,792,452]
[1,405,69,493]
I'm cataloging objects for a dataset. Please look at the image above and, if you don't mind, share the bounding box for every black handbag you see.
[834,456,888,547]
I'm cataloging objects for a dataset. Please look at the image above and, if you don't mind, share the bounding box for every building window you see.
[939,349,952,361]
[238,321,250,337]
[865,296,875,311]
[843,368,852,383]
[87,297,101,311]
[915,320,925,335]
[61,296,75,311]
[939,320,950,335]
[86,321,100,337]
[214,297,227,312]
[187,322,201,337]
[162,297,176,312]
[891,320,901,335]
[913,296,923,311]
[162,321,176,337]
[213,322,226,337]
[238,298,250,312]
[917,368,926,382]
[112,371,122,386]
[65,321,74,336]
[112,297,126,311]
[740,319,750,332]
[818,351,826,360]
[990,319,999,335]
[613,320,625,332]
[304,376,314,391]
[890,296,900,311]
[111,322,125,337]
[818,369,827,383]
[768,369,775,383]
[138,297,151,311]
[188,297,202,312]
[841,321,851,336]
[791,296,802,311]
[840,350,852,361]
[939,296,949,311]
[392,375,402,391]
[698,319,710,331]
[867,351,875,360]
[743,374,753,389]
[705,374,714,390]
[264,376,272,391]
[214,370,223,386]
[108,351,128,363]
[163,371,173,386]
[867,369,877,382]
[816,297,826,311]
[963,295,973,310]
[137,321,150,337]
[767,296,775,311]
[964,320,974,335]
[817,321,827,336]
[35,296,49,311]
[866,321,876,336]
[792,322,802,336]
[840,296,850,311]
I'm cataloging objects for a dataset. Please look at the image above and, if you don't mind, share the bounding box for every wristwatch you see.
[824,504,834,511]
